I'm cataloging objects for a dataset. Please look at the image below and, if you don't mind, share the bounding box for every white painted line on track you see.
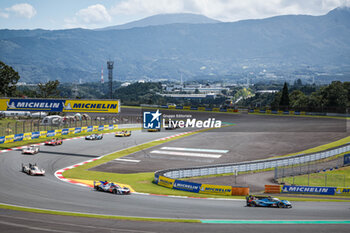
[161,147,229,153]
[150,150,222,158]
[114,158,140,163]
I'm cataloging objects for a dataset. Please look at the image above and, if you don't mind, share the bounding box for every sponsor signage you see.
[281,185,335,195]
[62,129,69,135]
[5,135,14,143]
[87,126,93,132]
[335,188,350,196]
[55,129,62,136]
[14,134,23,142]
[199,184,232,196]
[75,127,81,134]
[39,131,47,138]
[344,154,350,165]
[93,126,99,131]
[157,176,175,189]
[0,98,120,113]
[47,130,55,137]
[23,133,31,140]
[68,128,75,135]
[0,136,5,144]
[98,125,104,131]
[31,132,40,139]
[173,180,201,193]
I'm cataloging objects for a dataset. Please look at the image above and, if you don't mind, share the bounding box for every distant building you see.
[121,82,131,87]
[158,93,217,99]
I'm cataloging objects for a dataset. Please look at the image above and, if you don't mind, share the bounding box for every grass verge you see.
[248,112,349,120]
[0,204,199,223]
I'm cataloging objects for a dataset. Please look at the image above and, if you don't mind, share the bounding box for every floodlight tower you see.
[107,61,114,99]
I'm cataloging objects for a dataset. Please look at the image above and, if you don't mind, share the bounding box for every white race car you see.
[22,163,45,176]
[22,145,40,155]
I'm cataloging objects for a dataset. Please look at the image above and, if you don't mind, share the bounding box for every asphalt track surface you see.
[0,111,349,232]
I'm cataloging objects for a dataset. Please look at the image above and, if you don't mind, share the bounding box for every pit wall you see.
[0,124,120,144]
[154,174,249,196]
[265,185,350,196]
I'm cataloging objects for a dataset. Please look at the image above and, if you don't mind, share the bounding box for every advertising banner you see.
[55,129,62,136]
[113,124,118,129]
[213,108,220,112]
[344,154,350,165]
[87,126,93,132]
[183,106,191,110]
[23,133,32,141]
[14,134,24,142]
[31,131,40,139]
[281,185,335,195]
[199,184,232,196]
[74,127,81,134]
[198,107,205,111]
[81,127,88,132]
[109,125,114,130]
[62,128,69,135]
[93,126,98,131]
[0,136,5,144]
[98,125,104,131]
[0,98,120,113]
[39,131,47,138]
[68,128,75,135]
[157,176,175,189]
[5,135,14,143]
[47,130,55,137]
[104,125,109,131]
[335,188,350,195]
[173,180,201,193]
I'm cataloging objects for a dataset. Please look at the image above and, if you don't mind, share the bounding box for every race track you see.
[0,112,349,232]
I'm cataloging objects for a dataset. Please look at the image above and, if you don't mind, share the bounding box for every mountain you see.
[98,13,221,30]
[0,8,350,83]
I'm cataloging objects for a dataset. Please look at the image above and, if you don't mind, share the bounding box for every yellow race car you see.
[115,131,131,137]
[147,128,160,132]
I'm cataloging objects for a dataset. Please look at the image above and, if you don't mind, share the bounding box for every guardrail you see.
[249,109,350,117]
[155,144,350,180]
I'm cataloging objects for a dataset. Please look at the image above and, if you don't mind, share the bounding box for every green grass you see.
[280,166,350,187]
[0,128,141,149]
[0,204,200,223]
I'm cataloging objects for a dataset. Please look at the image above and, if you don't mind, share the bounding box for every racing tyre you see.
[112,189,117,194]
[278,203,285,208]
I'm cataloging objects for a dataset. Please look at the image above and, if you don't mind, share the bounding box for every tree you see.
[320,81,347,113]
[279,82,290,110]
[38,80,60,98]
[0,61,20,97]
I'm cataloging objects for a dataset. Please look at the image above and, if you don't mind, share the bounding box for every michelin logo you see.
[143,110,162,129]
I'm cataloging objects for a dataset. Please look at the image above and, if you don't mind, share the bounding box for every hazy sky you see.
[0,0,349,30]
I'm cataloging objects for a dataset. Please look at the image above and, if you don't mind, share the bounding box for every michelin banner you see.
[199,184,232,196]
[173,180,201,193]
[0,98,120,113]
[281,185,335,195]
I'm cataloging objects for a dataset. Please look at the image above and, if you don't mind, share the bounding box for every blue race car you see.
[246,195,292,208]
[85,133,103,140]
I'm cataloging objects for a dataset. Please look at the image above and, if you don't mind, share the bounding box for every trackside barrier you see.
[0,123,140,144]
[266,185,350,196]
[154,175,249,196]
[249,109,349,117]
[154,144,350,195]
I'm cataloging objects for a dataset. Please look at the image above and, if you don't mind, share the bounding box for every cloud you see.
[5,3,36,19]
[110,0,350,22]
[65,4,111,28]
[0,11,9,19]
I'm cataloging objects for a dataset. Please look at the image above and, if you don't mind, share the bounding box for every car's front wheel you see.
[278,202,285,208]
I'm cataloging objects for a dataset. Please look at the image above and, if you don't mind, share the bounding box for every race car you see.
[44,138,63,146]
[22,163,45,176]
[115,131,131,137]
[85,133,103,140]
[93,181,131,195]
[147,128,160,132]
[246,195,292,208]
[22,145,40,155]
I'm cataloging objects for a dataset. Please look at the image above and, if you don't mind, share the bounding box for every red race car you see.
[44,138,63,146]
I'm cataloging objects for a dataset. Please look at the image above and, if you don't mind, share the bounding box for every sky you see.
[0,0,350,30]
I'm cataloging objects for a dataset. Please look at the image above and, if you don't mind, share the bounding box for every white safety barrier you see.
[156,144,350,179]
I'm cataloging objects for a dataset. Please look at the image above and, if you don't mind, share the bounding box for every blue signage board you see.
[0,136,4,144]
[220,108,227,112]
[75,127,81,134]
[176,106,183,109]
[14,134,23,142]
[87,126,93,132]
[281,185,336,195]
[344,154,350,165]
[98,125,104,131]
[173,180,201,193]
[47,130,55,137]
[31,131,40,139]
[5,99,65,112]
[61,128,69,135]
[109,125,114,130]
